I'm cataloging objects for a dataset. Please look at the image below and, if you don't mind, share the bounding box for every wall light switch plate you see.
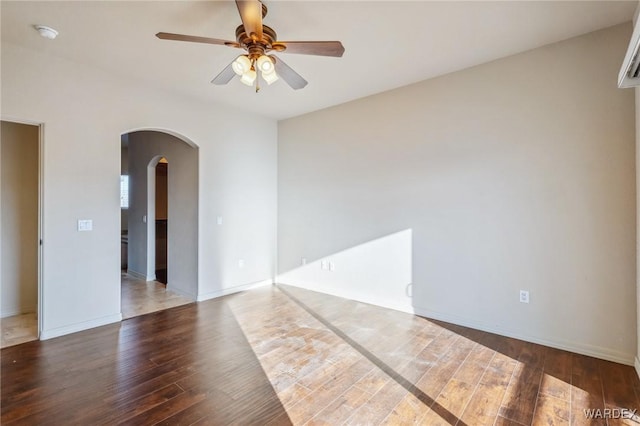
[217,216,223,225]
[519,290,530,304]
[329,262,335,271]
[78,219,93,231]
[238,259,245,268]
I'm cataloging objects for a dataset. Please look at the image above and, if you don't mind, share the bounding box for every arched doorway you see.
[120,130,198,318]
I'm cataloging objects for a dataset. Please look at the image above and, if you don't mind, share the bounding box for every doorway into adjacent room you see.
[155,158,168,285]
[120,130,197,319]
[1,120,41,348]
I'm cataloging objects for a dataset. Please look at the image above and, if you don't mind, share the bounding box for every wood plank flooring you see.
[2,284,640,425]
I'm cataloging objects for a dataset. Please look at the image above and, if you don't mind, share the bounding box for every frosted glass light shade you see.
[240,69,257,86]
[232,56,252,76]
[262,70,279,85]
[256,55,275,74]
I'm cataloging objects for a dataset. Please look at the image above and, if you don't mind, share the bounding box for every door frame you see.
[0,117,44,339]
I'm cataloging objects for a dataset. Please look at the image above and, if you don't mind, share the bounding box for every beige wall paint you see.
[1,42,277,339]
[278,23,636,364]
[1,121,39,317]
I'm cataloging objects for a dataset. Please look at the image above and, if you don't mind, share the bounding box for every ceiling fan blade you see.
[276,41,345,57]
[272,55,308,90]
[211,62,236,85]
[236,0,263,41]
[156,32,239,47]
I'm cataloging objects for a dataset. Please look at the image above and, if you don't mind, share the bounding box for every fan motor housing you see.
[235,24,285,58]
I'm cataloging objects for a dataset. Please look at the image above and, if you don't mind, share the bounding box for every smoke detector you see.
[34,25,58,40]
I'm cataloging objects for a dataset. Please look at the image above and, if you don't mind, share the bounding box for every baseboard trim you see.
[1,306,37,318]
[197,279,274,302]
[413,306,635,366]
[272,281,635,366]
[126,269,151,281]
[40,313,122,340]
[635,356,640,380]
[167,284,196,300]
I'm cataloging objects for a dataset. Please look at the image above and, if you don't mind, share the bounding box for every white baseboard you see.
[635,356,640,380]
[40,313,122,340]
[126,269,154,281]
[167,284,196,300]
[197,279,273,302]
[1,305,37,318]
[413,306,635,366]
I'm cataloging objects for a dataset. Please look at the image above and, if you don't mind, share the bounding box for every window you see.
[120,175,129,208]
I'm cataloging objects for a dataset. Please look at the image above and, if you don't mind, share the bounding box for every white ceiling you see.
[1,1,637,120]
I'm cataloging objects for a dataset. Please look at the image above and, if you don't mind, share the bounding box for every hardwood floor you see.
[2,284,639,425]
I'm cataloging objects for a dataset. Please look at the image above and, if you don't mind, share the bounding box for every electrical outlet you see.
[321,260,328,270]
[519,290,530,304]
[329,261,335,271]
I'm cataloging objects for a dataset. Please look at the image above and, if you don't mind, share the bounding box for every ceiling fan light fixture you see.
[240,68,257,86]
[256,55,275,74]
[232,55,252,76]
[156,1,344,91]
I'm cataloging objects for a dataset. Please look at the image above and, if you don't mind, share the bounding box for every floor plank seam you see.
[527,363,545,426]
[455,350,498,426]
[426,341,477,426]
[494,351,523,425]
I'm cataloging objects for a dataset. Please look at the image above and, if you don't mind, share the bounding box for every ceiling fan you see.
[156,0,345,91]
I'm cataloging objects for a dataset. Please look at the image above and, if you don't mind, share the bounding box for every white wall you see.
[278,229,414,312]
[127,131,198,298]
[1,121,39,318]
[1,41,277,339]
[278,23,637,364]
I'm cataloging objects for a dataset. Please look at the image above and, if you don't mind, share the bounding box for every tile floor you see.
[1,312,37,348]
[121,272,193,319]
